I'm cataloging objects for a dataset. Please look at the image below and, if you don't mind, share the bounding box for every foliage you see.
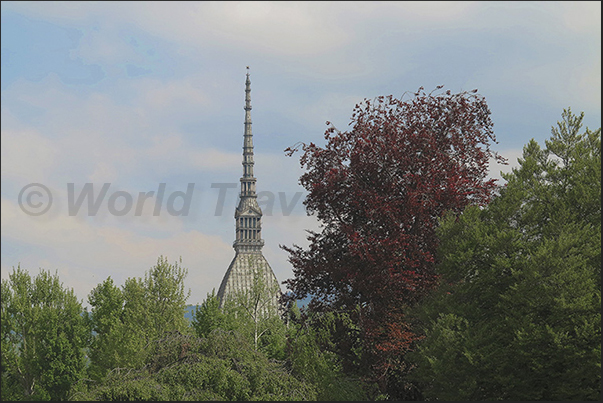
[285,308,368,401]
[410,109,601,400]
[282,87,504,396]
[224,263,283,352]
[86,256,191,380]
[86,277,126,381]
[140,256,190,337]
[1,266,89,401]
[71,329,317,401]
[190,288,226,338]
[193,293,287,362]
[191,288,366,400]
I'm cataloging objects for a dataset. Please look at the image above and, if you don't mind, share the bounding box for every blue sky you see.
[1,1,600,307]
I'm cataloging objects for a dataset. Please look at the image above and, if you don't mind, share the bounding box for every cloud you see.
[1,195,232,307]
[74,24,141,66]
[0,2,479,81]
[133,76,211,113]
[0,127,59,183]
[5,2,599,102]
[3,2,349,57]
[1,73,246,185]
[189,149,241,170]
[560,1,601,36]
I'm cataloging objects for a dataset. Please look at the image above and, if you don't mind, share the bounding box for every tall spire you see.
[234,67,263,253]
[242,66,255,184]
[217,68,280,314]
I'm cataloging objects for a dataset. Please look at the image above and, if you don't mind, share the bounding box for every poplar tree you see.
[1,266,88,400]
[87,256,190,379]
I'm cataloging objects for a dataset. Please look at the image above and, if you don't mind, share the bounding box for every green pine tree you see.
[410,109,601,400]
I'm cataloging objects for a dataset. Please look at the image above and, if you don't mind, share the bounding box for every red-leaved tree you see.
[282,87,506,398]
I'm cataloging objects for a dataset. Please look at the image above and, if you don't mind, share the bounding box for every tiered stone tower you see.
[217,68,280,314]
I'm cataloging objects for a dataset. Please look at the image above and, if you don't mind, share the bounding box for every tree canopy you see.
[409,108,601,400]
[282,87,505,397]
[72,329,318,401]
[86,256,191,379]
[1,266,88,401]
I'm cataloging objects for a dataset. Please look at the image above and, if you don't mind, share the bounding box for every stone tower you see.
[216,68,280,315]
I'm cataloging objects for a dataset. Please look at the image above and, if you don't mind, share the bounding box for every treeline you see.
[1,258,364,401]
[1,98,600,401]
[280,92,601,400]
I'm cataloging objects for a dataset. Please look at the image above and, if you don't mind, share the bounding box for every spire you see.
[234,67,263,253]
[242,66,254,181]
[216,67,281,313]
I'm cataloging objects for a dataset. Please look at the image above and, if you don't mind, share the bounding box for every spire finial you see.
[244,67,251,111]
[242,67,253,173]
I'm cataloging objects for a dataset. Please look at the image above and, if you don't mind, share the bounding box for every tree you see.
[193,274,366,400]
[285,308,368,401]
[410,109,601,400]
[86,277,126,381]
[71,329,317,401]
[140,256,190,338]
[86,256,191,379]
[225,263,283,352]
[191,289,227,338]
[282,87,504,397]
[1,266,89,401]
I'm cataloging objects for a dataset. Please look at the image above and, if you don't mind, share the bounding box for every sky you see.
[1,1,601,307]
